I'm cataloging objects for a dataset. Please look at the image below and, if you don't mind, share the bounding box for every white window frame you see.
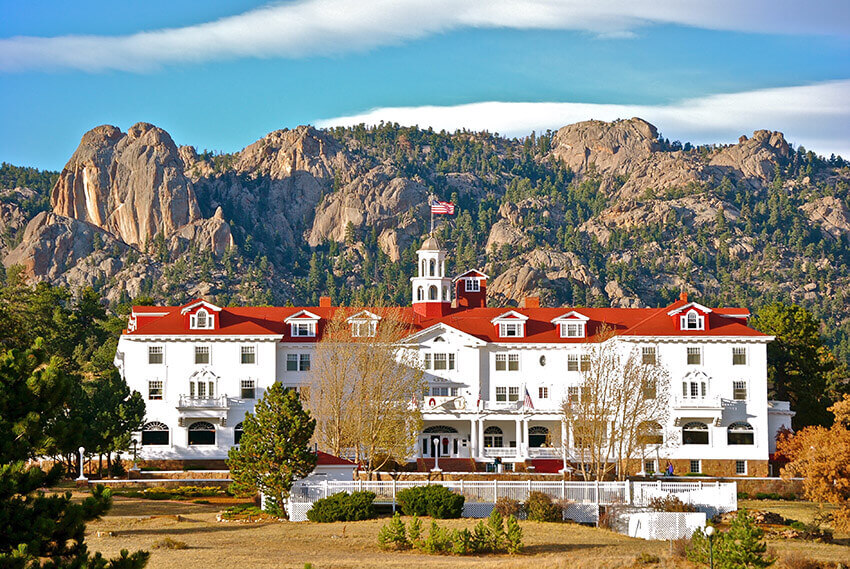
[291,321,316,337]
[496,386,507,402]
[495,353,507,371]
[538,386,549,399]
[735,460,747,475]
[641,346,656,365]
[680,309,705,330]
[286,353,298,371]
[580,354,591,372]
[560,322,585,338]
[465,279,480,292]
[299,353,311,372]
[732,380,747,401]
[190,308,214,330]
[498,322,524,338]
[689,459,701,474]
[240,345,256,365]
[194,345,210,365]
[732,346,747,366]
[567,354,579,372]
[240,379,256,399]
[148,345,164,365]
[351,320,377,337]
[686,346,702,366]
[508,386,520,402]
[148,380,163,400]
[508,353,520,371]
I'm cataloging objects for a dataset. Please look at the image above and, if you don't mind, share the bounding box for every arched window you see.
[484,426,503,448]
[417,286,424,301]
[429,259,436,276]
[190,309,213,329]
[528,426,549,448]
[682,421,709,445]
[423,425,458,434]
[141,421,169,446]
[681,309,704,330]
[637,421,663,445]
[234,422,244,445]
[188,421,216,446]
[421,259,426,276]
[429,285,438,300]
[727,422,754,445]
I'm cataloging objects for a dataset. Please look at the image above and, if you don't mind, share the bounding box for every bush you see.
[635,553,660,564]
[152,537,188,550]
[494,497,524,518]
[505,515,523,554]
[422,520,453,554]
[525,491,562,522]
[396,485,464,518]
[755,492,782,500]
[670,537,690,559]
[115,485,227,501]
[306,491,376,522]
[648,495,697,513]
[778,552,837,569]
[688,511,774,569]
[377,512,408,550]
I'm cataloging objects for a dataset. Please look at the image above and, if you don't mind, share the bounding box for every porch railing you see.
[177,395,229,409]
[481,447,517,458]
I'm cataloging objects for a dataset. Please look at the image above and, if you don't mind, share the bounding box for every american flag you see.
[523,387,534,410]
[430,200,455,215]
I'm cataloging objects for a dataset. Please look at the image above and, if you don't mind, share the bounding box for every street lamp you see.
[76,446,88,482]
[431,437,442,473]
[704,525,715,569]
[130,439,140,473]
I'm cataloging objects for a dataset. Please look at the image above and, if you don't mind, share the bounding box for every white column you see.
[469,419,478,459]
[515,419,522,458]
[522,418,530,458]
[478,418,486,458]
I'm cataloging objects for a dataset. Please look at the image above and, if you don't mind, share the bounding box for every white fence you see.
[286,479,736,523]
[622,512,707,540]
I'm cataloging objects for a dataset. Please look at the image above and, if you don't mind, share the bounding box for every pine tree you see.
[227,384,317,515]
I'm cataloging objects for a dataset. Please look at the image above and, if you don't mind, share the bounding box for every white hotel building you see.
[116,237,793,476]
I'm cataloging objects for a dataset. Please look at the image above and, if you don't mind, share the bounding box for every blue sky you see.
[2,0,849,170]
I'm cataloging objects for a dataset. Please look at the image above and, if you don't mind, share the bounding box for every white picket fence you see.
[286,479,736,523]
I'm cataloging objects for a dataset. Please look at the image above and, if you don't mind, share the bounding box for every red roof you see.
[124,299,768,341]
[316,451,356,466]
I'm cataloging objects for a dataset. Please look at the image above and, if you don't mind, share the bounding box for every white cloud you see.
[315,80,850,159]
[0,0,848,72]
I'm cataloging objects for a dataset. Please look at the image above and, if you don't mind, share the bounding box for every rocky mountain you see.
[2,118,849,360]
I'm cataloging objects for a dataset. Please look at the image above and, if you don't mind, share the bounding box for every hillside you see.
[2,118,849,361]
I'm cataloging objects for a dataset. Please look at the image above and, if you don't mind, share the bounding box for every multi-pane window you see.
[495,354,506,371]
[733,381,747,400]
[642,346,656,365]
[498,322,523,338]
[465,279,480,292]
[686,347,701,365]
[291,322,316,337]
[190,309,214,329]
[560,322,584,338]
[299,354,311,371]
[241,345,256,364]
[735,460,747,475]
[195,346,210,365]
[508,386,520,401]
[567,386,580,403]
[580,354,591,372]
[644,460,655,474]
[148,346,164,364]
[496,387,507,402]
[431,353,455,371]
[567,354,579,372]
[689,459,701,474]
[732,347,747,365]
[148,380,163,400]
[431,386,458,397]
[286,353,298,371]
[508,354,519,371]
[240,379,256,399]
[641,377,657,399]
[351,320,377,337]
[538,387,549,399]
[681,311,704,330]
[423,353,432,369]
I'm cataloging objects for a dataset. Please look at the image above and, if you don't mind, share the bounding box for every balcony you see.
[527,447,564,459]
[672,395,722,425]
[482,400,522,412]
[673,395,721,409]
[482,447,517,458]
[177,395,230,424]
[423,396,471,412]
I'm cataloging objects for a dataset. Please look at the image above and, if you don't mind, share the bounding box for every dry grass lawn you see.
[80,495,849,569]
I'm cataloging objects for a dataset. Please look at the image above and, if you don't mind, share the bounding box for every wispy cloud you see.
[1,0,848,72]
[315,80,850,158]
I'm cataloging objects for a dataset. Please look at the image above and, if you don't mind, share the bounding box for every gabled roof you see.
[180,299,222,314]
[490,310,529,324]
[316,451,356,467]
[347,310,382,322]
[667,302,713,316]
[284,310,321,323]
[453,269,489,281]
[551,310,590,323]
[399,322,487,347]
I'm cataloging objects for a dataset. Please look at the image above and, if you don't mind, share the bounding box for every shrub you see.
[377,512,408,550]
[152,537,188,550]
[688,511,774,569]
[486,510,507,551]
[782,493,797,501]
[396,485,464,518]
[778,552,836,569]
[505,515,523,554]
[648,495,696,513]
[494,496,524,518]
[408,515,423,545]
[739,492,751,499]
[526,491,562,522]
[422,521,453,554]
[635,553,660,564]
[670,537,690,559]
[755,492,782,500]
[306,491,376,522]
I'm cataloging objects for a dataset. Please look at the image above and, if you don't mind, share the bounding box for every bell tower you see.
[411,236,452,317]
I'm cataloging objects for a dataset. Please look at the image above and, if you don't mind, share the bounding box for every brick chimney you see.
[319,296,332,307]
[679,291,688,302]
[522,296,540,308]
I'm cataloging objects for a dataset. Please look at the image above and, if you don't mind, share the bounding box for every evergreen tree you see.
[227,384,317,515]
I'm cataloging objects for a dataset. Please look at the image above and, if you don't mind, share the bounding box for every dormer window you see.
[190,309,214,330]
[465,279,480,292]
[291,322,316,337]
[552,311,590,338]
[351,320,377,338]
[560,322,585,338]
[499,322,523,338]
[681,310,705,330]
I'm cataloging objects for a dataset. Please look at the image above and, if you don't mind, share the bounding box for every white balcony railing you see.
[482,447,517,458]
[672,395,722,409]
[177,395,230,409]
[482,400,522,411]
[527,447,563,459]
[423,396,470,411]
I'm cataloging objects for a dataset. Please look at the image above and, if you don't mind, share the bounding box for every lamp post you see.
[76,446,88,482]
[431,437,442,473]
[704,525,715,569]
[130,439,140,473]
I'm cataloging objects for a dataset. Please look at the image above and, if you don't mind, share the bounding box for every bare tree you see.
[305,307,424,474]
[562,327,670,480]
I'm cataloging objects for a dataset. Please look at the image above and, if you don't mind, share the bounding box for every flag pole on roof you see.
[428,194,456,235]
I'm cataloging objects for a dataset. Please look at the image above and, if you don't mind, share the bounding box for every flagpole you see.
[429,194,434,235]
